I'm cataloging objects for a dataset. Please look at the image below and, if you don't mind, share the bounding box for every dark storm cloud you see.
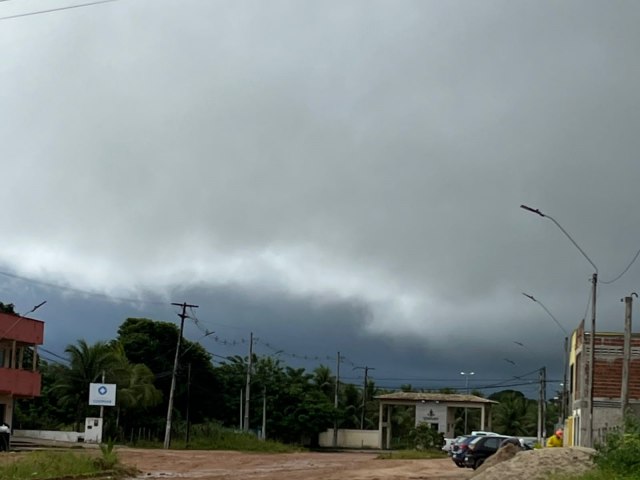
[2,0,640,392]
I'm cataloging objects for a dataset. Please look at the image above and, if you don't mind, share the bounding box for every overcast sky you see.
[2,0,640,397]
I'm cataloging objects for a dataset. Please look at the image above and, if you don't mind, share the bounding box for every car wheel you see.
[473,459,484,470]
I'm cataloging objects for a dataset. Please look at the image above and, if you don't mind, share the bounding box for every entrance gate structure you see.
[375,392,498,449]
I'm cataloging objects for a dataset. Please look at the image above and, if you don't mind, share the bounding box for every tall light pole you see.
[460,371,475,434]
[522,293,569,425]
[521,204,598,447]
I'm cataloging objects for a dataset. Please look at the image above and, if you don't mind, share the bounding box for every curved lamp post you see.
[521,204,597,447]
[460,371,475,434]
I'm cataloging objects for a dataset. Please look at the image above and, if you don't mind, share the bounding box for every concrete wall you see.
[318,429,379,449]
[14,429,82,443]
[415,402,448,432]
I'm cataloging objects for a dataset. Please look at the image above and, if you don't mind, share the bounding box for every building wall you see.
[570,332,640,403]
[592,336,640,399]
[415,402,448,432]
[318,429,379,448]
[0,313,44,345]
[569,328,640,446]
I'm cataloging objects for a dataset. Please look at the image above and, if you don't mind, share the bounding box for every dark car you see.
[450,435,478,468]
[463,435,510,469]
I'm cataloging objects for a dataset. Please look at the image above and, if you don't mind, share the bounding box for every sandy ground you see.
[118,448,473,480]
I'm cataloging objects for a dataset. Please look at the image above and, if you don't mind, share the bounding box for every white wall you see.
[415,402,448,433]
[14,429,82,443]
[318,429,379,448]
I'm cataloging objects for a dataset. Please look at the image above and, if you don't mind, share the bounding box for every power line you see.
[0,269,167,306]
[0,0,118,21]
[601,247,640,284]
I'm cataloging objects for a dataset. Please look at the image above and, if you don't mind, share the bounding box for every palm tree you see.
[53,340,119,429]
[492,391,537,436]
[110,343,162,429]
[312,365,335,400]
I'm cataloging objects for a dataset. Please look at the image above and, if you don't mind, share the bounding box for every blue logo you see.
[98,386,108,395]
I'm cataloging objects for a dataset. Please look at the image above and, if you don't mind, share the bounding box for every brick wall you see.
[586,334,640,400]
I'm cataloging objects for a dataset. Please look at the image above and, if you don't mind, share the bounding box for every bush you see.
[408,423,444,450]
[594,413,640,476]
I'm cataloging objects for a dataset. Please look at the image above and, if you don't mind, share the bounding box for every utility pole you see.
[99,370,106,420]
[185,363,192,447]
[621,294,636,422]
[562,337,569,424]
[587,273,597,448]
[163,302,198,449]
[261,386,267,440]
[354,365,374,430]
[239,389,243,430]
[333,352,341,448]
[243,332,253,432]
[461,371,475,434]
[536,366,547,444]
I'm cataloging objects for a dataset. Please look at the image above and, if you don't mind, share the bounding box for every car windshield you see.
[461,435,478,445]
[469,436,483,446]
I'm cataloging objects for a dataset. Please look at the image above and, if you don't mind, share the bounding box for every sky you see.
[2,0,640,398]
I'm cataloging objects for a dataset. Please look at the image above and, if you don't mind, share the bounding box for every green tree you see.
[0,302,17,315]
[490,390,536,436]
[117,318,218,430]
[109,343,162,434]
[52,340,119,429]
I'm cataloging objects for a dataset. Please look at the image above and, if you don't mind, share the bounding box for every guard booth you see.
[84,417,103,444]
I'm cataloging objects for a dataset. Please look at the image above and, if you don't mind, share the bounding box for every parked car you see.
[518,436,537,450]
[463,435,511,469]
[441,438,455,454]
[451,435,479,468]
[471,430,500,436]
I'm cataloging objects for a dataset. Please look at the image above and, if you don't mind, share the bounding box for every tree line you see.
[13,317,560,445]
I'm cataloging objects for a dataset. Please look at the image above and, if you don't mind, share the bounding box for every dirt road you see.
[119,448,473,480]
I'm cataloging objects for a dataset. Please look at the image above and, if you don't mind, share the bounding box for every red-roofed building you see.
[0,311,45,426]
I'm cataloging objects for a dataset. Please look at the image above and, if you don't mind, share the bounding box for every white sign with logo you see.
[88,383,117,406]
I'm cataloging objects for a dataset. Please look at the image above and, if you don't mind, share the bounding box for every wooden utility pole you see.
[354,365,374,430]
[333,352,341,447]
[621,294,636,421]
[537,366,546,445]
[163,302,198,449]
[185,363,192,446]
[243,332,253,432]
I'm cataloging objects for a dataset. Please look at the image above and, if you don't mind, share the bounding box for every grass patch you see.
[377,449,448,460]
[0,450,129,480]
[548,470,638,480]
[133,422,299,453]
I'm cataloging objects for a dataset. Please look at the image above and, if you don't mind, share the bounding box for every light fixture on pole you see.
[460,371,475,434]
[521,204,597,447]
[522,293,569,425]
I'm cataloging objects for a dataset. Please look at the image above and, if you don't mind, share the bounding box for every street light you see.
[522,293,569,426]
[460,371,475,434]
[521,204,598,447]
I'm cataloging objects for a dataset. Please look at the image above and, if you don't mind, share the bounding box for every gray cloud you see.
[2,0,640,394]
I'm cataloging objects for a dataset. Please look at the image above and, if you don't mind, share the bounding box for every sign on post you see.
[89,383,117,406]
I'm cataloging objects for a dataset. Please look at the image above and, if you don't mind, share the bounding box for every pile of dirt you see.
[471,447,596,480]
[475,443,521,473]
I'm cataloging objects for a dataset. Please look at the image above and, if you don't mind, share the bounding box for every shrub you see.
[408,423,444,450]
[594,413,640,476]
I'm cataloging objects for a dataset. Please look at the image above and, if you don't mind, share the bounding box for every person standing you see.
[546,429,563,447]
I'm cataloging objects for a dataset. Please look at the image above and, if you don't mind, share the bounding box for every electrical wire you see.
[0,269,167,306]
[0,0,118,21]
[601,247,640,285]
